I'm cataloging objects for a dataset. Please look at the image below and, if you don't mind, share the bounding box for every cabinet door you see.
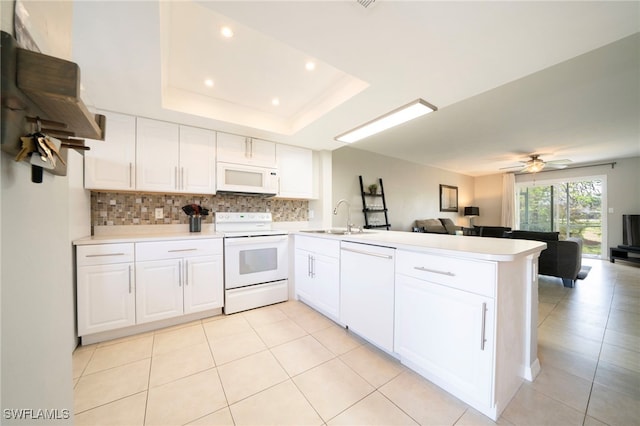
[294,250,314,301]
[136,259,183,324]
[136,118,179,192]
[312,253,340,321]
[179,126,216,194]
[216,132,249,164]
[184,254,224,314]
[217,132,276,167]
[395,274,495,406]
[276,144,313,199]
[77,263,135,335]
[249,138,276,167]
[84,111,136,190]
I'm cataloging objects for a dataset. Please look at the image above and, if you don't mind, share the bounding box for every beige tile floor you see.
[73,258,639,425]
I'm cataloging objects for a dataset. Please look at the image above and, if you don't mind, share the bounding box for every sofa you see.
[413,218,461,234]
[505,230,583,288]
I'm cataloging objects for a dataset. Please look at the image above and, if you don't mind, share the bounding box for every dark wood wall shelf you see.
[1,31,105,176]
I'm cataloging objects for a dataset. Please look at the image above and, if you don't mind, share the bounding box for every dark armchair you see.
[505,230,583,288]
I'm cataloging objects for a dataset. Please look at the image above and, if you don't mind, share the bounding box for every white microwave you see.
[216,162,279,196]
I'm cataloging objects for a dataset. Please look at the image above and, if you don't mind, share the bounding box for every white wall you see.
[516,156,640,251]
[1,2,79,423]
[474,174,503,227]
[332,147,475,231]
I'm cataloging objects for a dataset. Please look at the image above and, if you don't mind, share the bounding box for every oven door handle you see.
[224,235,288,246]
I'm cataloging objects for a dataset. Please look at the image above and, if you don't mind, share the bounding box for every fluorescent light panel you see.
[336,98,437,143]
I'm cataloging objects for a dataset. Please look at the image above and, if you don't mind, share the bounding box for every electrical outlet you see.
[155,208,163,219]
[308,209,314,219]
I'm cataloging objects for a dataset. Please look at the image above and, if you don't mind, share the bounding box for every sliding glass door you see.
[517,177,605,257]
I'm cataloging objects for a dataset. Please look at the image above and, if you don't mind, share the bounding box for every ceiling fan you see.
[501,154,572,173]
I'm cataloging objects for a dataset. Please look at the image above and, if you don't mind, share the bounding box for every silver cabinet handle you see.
[307,254,311,277]
[480,302,487,350]
[128,264,133,294]
[311,255,316,278]
[181,167,185,190]
[341,247,393,259]
[86,253,125,258]
[185,259,189,286]
[175,167,178,190]
[129,162,133,188]
[413,266,455,276]
[250,139,254,158]
[244,138,250,158]
[168,248,198,253]
[178,261,182,287]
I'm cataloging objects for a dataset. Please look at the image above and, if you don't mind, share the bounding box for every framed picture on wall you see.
[439,184,458,212]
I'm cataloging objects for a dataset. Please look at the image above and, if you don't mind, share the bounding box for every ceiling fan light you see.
[528,159,545,173]
[336,98,437,143]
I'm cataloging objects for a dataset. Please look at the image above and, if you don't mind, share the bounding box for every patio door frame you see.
[515,174,608,259]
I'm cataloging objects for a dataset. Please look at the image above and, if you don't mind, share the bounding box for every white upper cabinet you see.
[136,118,179,192]
[217,132,276,168]
[84,111,136,190]
[136,119,216,194]
[178,125,216,194]
[276,144,313,199]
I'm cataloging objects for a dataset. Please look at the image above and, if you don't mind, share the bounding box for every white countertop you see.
[294,230,547,262]
[73,224,224,245]
[74,224,546,262]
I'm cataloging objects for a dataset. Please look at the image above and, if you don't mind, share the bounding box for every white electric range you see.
[215,212,288,314]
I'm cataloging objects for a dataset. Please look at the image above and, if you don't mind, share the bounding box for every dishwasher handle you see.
[341,246,393,260]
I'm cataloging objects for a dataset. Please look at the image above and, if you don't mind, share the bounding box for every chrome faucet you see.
[333,199,353,234]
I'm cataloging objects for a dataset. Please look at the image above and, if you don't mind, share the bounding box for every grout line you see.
[142,332,154,426]
[582,268,617,426]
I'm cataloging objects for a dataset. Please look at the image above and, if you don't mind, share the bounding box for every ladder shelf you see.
[359,175,391,230]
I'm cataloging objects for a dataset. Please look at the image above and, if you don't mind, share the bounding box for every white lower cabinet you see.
[76,239,223,339]
[135,258,184,324]
[395,249,498,418]
[135,239,224,324]
[76,244,136,336]
[184,254,224,314]
[395,274,495,407]
[294,236,340,321]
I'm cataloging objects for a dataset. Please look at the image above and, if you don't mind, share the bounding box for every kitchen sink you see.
[300,229,367,236]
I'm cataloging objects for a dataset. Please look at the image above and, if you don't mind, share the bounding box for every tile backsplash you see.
[91,192,309,227]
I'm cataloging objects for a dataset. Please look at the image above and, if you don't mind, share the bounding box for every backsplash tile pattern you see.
[91,192,309,226]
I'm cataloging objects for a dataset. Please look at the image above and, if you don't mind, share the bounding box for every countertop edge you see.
[73,232,225,245]
[293,230,547,262]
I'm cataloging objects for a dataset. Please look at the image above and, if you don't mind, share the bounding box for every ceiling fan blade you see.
[546,159,572,164]
[499,164,525,170]
[545,163,568,169]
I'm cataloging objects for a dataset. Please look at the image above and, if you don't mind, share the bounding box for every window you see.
[517,176,605,257]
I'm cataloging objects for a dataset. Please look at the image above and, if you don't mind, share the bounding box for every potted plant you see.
[368,183,378,195]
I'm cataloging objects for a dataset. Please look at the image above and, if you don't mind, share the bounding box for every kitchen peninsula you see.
[292,230,546,421]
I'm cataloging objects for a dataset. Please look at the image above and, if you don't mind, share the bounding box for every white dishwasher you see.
[340,241,395,353]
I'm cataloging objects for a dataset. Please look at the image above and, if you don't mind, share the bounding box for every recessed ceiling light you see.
[272,98,280,106]
[221,26,233,38]
[305,61,316,71]
[204,79,214,88]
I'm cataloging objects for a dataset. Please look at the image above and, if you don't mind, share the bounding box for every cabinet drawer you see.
[136,239,222,261]
[396,250,496,297]
[77,243,134,266]
[295,235,340,257]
